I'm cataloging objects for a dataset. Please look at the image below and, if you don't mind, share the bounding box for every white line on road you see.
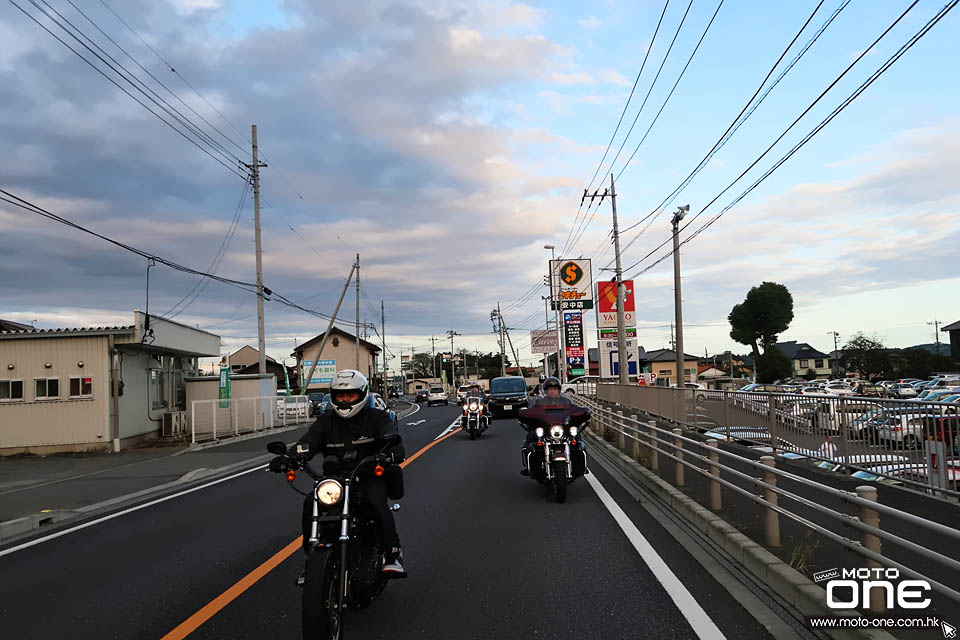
[586,474,726,640]
[406,419,426,426]
[434,416,463,440]
[0,465,266,558]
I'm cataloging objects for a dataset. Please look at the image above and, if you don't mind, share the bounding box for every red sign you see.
[565,346,584,358]
[597,280,635,313]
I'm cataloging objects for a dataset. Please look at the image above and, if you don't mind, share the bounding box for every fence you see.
[595,384,959,498]
[190,395,310,444]
[583,397,960,617]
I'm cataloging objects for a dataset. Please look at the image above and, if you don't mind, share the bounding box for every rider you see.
[270,369,406,578]
[464,381,485,404]
[520,376,573,475]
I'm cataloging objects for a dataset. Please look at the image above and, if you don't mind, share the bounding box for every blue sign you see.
[567,356,584,365]
[302,359,336,385]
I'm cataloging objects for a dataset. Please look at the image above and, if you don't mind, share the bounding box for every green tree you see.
[410,352,435,378]
[728,282,794,380]
[840,333,889,381]
[756,349,793,383]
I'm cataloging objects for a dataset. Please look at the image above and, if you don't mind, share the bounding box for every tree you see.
[410,353,435,378]
[756,349,793,383]
[895,348,954,380]
[840,333,890,380]
[728,282,794,380]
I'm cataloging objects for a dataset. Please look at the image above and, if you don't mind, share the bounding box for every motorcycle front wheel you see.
[552,462,568,503]
[302,548,342,640]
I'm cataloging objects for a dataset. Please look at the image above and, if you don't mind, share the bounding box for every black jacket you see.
[297,404,405,463]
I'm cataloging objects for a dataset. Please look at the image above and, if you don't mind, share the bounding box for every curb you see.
[173,423,309,455]
[0,452,273,546]
[584,430,896,640]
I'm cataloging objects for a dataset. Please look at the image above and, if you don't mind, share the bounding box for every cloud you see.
[579,16,602,29]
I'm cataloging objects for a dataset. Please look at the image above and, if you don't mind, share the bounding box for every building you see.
[943,320,960,359]
[227,345,276,372]
[697,364,726,380]
[292,327,381,392]
[775,341,832,379]
[0,312,220,455]
[639,349,699,385]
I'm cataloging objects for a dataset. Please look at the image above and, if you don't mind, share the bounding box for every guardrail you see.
[595,385,959,498]
[584,397,960,614]
[189,395,310,443]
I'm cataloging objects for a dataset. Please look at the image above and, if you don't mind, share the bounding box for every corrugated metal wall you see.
[0,336,110,449]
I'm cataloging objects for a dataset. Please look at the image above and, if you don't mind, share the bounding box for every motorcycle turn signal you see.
[285,470,297,482]
[374,464,385,477]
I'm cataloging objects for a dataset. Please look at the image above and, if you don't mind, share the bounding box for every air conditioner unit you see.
[162,412,176,437]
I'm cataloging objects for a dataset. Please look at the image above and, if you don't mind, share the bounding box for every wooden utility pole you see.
[244,125,268,376]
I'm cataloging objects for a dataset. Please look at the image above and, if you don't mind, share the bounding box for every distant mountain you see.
[904,343,952,356]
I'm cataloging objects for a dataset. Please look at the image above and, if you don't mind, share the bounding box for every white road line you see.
[0,465,266,558]
[434,416,463,440]
[585,474,726,640]
[402,403,421,419]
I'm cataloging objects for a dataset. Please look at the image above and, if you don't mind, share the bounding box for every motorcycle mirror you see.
[381,434,401,446]
[266,441,287,455]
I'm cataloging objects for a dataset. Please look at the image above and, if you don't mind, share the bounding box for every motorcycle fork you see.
[337,480,352,611]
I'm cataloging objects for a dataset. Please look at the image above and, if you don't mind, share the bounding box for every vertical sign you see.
[218,365,230,408]
[551,259,594,310]
[564,311,585,377]
[596,280,636,328]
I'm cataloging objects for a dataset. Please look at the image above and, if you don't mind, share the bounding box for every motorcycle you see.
[266,437,405,640]
[460,397,490,440]
[517,404,590,503]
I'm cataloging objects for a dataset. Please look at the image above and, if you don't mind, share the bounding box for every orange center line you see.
[160,428,459,640]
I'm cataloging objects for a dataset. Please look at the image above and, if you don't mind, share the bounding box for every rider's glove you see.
[384,443,406,464]
[268,456,289,473]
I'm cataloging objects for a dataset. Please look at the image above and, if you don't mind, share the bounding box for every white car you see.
[427,387,449,407]
[823,383,855,396]
[562,376,599,396]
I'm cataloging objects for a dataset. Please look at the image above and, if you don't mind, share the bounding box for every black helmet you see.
[539,375,546,383]
[542,376,561,390]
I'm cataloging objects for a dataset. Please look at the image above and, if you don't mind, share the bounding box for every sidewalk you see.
[0,425,309,542]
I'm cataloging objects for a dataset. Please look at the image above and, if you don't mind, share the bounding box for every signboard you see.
[596,280,636,328]
[598,327,637,339]
[551,258,593,310]
[530,330,559,354]
[218,366,230,408]
[563,311,583,348]
[599,337,639,378]
[302,359,337,386]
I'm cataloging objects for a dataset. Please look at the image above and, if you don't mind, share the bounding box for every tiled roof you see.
[943,320,960,332]
[641,348,700,362]
[0,325,134,338]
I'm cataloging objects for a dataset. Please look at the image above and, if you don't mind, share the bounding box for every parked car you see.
[823,383,855,396]
[562,375,599,396]
[888,383,919,399]
[427,387,449,407]
[877,411,952,449]
[921,414,960,455]
[811,455,909,474]
[487,376,529,418]
[853,383,885,398]
[278,395,310,419]
[415,389,429,403]
[701,427,800,451]
[851,463,927,485]
[811,400,883,434]
[308,392,330,416]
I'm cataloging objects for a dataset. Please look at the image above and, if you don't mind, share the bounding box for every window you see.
[799,360,809,369]
[815,359,824,369]
[658,369,670,375]
[150,370,168,410]
[69,377,93,398]
[0,380,24,401]
[35,378,59,399]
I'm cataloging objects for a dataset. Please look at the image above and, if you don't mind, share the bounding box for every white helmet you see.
[328,369,369,419]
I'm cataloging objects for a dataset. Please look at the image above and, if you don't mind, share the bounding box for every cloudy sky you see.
[1,0,958,370]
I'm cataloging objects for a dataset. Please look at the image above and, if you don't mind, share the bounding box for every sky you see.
[1,0,958,372]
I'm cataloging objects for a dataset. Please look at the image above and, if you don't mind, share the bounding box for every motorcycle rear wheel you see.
[552,462,568,503]
[302,548,342,640]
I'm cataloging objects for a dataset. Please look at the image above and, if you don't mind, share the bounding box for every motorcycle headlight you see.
[550,425,564,440]
[535,427,545,438]
[569,426,578,436]
[469,403,478,411]
[316,479,343,505]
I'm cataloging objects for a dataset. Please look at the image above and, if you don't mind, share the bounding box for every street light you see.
[543,244,564,382]
[672,205,689,386]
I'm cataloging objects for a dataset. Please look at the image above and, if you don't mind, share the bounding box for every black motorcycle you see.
[267,438,404,640]
[460,397,490,440]
[518,404,590,503]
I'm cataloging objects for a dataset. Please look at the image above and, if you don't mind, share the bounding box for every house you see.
[292,327,381,392]
[227,345,276,373]
[638,349,699,386]
[236,360,299,393]
[697,364,726,379]
[0,311,220,455]
[775,341,832,379]
[943,320,960,359]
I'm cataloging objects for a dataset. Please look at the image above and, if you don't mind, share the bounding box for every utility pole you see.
[301,264,357,389]
[541,295,551,378]
[381,300,387,394]
[476,348,480,381]
[244,124,268,376]
[672,205,690,385]
[609,174,629,384]
[493,305,507,377]
[355,254,361,371]
[544,246,564,382]
[928,320,942,354]
[429,335,439,381]
[447,330,460,387]
[828,331,840,378]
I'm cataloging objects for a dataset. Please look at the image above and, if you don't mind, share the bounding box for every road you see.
[0,403,782,639]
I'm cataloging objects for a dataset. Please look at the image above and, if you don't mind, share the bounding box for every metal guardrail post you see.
[708,439,721,511]
[616,410,625,449]
[212,403,217,440]
[649,423,659,472]
[673,428,684,487]
[767,393,780,455]
[234,399,239,436]
[631,414,641,460]
[837,396,851,473]
[856,485,885,613]
[723,391,731,441]
[761,456,781,548]
[191,402,196,445]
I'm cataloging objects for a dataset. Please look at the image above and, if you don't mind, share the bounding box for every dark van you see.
[487,376,529,418]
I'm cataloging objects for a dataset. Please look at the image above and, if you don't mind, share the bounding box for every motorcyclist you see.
[463,381,486,404]
[520,376,574,475]
[269,369,406,579]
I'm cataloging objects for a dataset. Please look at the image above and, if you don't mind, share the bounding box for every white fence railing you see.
[189,395,310,444]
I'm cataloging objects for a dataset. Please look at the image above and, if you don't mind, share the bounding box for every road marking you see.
[434,416,462,440]
[0,465,266,558]
[401,402,421,418]
[585,474,726,640]
[406,419,426,426]
[160,430,459,640]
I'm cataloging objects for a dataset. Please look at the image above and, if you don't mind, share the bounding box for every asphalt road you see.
[0,402,778,639]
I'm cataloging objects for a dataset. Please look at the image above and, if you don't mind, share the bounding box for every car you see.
[562,375,599,396]
[487,376,529,418]
[877,411,957,449]
[456,385,473,403]
[851,463,927,485]
[370,392,398,428]
[812,455,909,474]
[427,387,449,406]
[701,427,800,451]
[278,395,310,419]
[811,400,883,433]
[823,383,855,396]
[888,383,919,399]
[415,389,429,403]
[853,383,885,398]
[308,392,330,416]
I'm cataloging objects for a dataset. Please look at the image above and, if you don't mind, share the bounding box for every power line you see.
[625,0,951,279]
